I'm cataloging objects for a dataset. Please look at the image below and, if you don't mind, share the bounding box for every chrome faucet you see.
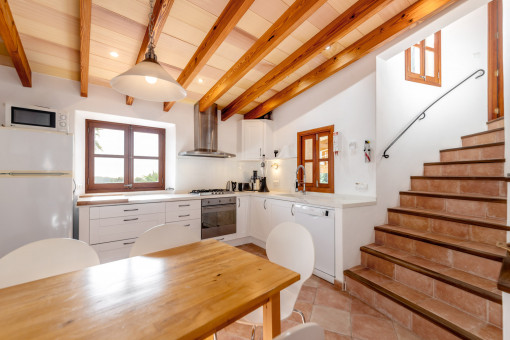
[295,165,306,195]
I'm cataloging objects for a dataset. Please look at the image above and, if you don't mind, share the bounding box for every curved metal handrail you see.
[382,69,485,159]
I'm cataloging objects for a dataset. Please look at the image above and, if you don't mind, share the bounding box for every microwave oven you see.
[3,104,68,132]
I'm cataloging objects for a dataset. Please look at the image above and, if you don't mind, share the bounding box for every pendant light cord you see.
[146,0,157,61]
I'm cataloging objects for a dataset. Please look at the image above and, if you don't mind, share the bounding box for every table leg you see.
[263,292,281,339]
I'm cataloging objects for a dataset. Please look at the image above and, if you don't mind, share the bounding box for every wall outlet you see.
[273,178,280,185]
[355,182,368,191]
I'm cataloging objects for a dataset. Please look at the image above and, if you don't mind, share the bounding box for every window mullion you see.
[420,40,426,78]
[126,125,132,187]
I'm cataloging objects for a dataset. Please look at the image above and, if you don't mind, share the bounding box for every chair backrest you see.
[266,222,315,297]
[129,224,185,257]
[274,322,325,340]
[0,238,100,289]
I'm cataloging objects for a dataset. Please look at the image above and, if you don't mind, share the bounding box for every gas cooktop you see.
[189,189,234,196]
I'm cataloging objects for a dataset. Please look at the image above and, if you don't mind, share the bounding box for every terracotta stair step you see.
[410,176,508,197]
[361,243,502,303]
[487,117,504,130]
[440,142,505,162]
[423,159,505,177]
[399,191,506,220]
[461,128,504,147]
[376,224,507,262]
[388,206,509,232]
[400,191,506,203]
[344,267,502,340]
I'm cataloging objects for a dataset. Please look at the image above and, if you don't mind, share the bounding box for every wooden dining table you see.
[0,239,299,339]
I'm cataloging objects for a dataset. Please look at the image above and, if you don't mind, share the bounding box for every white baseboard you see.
[225,236,266,248]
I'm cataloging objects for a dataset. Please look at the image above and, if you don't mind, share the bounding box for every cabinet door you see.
[268,199,295,235]
[249,196,269,241]
[236,197,250,238]
[242,121,264,160]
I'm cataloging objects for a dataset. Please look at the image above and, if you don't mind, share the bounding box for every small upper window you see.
[405,31,441,87]
[297,125,334,193]
[85,120,165,193]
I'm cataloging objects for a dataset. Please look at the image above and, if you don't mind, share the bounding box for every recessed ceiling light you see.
[198,78,204,84]
[325,46,331,50]
[110,51,119,58]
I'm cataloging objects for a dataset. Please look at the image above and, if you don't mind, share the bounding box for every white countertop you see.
[77,191,376,209]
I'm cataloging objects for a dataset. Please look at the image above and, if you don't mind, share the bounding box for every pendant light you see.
[110,0,186,102]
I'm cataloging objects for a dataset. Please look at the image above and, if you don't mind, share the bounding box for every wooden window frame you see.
[297,125,334,194]
[488,0,504,120]
[85,119,165,193]
[405,31,441,87]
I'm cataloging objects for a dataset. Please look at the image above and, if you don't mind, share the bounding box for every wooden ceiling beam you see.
[0,0,31,87]
[221,0,392,121]
[126,0,174,105]
[163,0,255,112]
[198,0,328,112]
[80,0,91,97]
[244,0,459,120]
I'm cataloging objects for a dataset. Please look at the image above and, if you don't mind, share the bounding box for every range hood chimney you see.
[178,103,235,158]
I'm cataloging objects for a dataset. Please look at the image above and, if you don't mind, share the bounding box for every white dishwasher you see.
[294,204,335,283]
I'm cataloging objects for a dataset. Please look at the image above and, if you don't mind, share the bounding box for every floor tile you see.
[310,305,351,335]
[351,314,398,340]
[315,286,351,311]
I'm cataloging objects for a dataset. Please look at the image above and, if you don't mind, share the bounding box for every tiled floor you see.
[216,244,423,340]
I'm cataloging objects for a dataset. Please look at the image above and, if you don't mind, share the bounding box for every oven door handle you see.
[202,205,235,213]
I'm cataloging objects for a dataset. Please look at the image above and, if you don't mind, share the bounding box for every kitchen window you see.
[297,125,334,193]
[85,120,165,193]
[405,31,441,87]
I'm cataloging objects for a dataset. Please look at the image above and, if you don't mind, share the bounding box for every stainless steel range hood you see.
[179,103,235,158]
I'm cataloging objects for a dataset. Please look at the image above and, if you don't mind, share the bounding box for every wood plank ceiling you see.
[0,0,457,119]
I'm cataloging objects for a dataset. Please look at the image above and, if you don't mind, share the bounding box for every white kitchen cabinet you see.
[268,199,295,230]
[236,196,250,237]
[238,120,273,160]
[249,196,270,241]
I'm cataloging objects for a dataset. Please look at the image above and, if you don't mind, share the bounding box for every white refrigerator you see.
[0,128,73,257]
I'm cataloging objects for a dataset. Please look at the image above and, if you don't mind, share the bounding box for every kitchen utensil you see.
[226,181,232,191]
[243,183,251,191]
[238,183,243,191]
[232,182,237,191]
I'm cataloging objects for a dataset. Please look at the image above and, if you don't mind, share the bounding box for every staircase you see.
[344,117,507,340]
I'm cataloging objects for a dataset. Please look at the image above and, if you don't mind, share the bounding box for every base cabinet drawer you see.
[91,202,165,219]
[166,200,200,212]
[92,239,136,264]
[90,213,165,244]
[166,209,201,223]
[164,219,201,245]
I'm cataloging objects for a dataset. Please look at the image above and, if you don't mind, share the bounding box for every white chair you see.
[129,224,186,257]
[274,323,325,340]
[0,238,100,289]
[238,222,315,340]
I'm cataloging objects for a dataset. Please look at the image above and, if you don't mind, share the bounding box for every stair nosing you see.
[440,142,504,153]
[461,127,504,139]
[399,191,506,203]
[375,224,506,261]
[387,207,509,232]
[486,117,504,124]
[344,269,485,340]
[411,175,509,181]
[361,245,502,303]
[423,158,505,166]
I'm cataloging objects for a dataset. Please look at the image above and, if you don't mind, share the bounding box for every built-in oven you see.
[201,197,236,239]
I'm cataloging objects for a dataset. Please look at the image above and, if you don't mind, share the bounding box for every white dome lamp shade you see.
[110,0,186,102]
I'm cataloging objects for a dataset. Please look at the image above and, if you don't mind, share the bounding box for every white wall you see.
[267,55,377,196]
[374,5,489,223]
[0,66,242,194]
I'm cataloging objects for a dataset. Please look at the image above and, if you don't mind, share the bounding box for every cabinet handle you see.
[291,204,295,216]
[123,218,139,222]
[184,224,191,227]
[124,208,138,212]
[179,214,191,218]
[263,199,267,210]
[123,241,135,245]
[238,198,240,208]
[179,204,190,207]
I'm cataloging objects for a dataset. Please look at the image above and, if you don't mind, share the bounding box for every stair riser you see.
[423,162,504,177]
[411,178,507,197]
[487,119,504,130]
[345,277,452,340]
[360,252,502,326]
[462,129,504,147]
[440,144,504,162]
[345,276,501,340]
[386,212,507,245]
[375,230,502,281]
[400,194,506,220]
